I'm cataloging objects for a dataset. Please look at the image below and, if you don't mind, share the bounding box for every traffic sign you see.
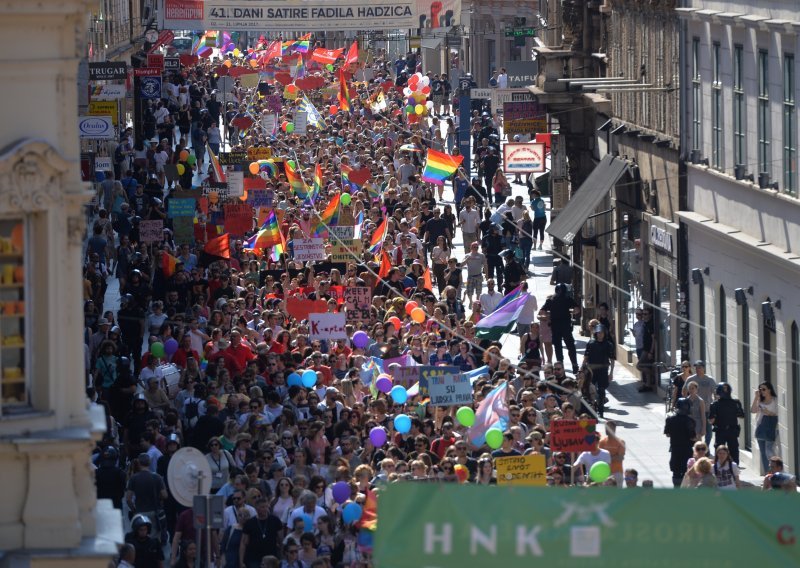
[504,28,537,37]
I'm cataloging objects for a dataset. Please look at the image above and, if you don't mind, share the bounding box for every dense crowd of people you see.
[87,40,794,568]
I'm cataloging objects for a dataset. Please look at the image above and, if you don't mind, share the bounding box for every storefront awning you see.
[546,154,629,245]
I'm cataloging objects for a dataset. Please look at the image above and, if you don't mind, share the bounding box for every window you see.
[791,322,800,475]
[712,42,723,169]
[718,287,727,380]
[784,54,796,194]
[733,45,746,168]
[692,38,702,151]
[758,49,770,175]
[0,220,28,414]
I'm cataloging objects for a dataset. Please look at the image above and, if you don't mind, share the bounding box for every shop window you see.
[0,219,27,413]
[619,225,642,352]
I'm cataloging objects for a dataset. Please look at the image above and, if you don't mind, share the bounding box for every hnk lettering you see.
[424,523,543,557]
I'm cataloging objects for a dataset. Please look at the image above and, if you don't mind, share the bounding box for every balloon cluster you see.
[280,120,295,133]
[217,31,235,54]
[248,159,277,179]
[402,72,433,122]
[286,369,318,388]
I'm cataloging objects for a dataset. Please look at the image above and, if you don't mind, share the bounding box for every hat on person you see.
[98,318,110,326]
[235,433,253,444]
[694,360,706,367]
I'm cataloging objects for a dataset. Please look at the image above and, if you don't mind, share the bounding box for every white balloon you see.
[421,77,430,87]
[426,101,434,109]
[403,87,412,96]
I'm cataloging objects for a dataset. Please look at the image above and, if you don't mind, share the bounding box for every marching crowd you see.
[87,42,794,568]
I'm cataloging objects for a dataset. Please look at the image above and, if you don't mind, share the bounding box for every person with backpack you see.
[708,382,745,464]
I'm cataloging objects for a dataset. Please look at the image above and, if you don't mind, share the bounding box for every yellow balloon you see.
[233,48,241,57]
[176,164,185,175]
[414,104,424,115]
[411,307,426,323]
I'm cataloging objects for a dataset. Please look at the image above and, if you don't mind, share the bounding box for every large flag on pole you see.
[337,67,351,112]
[344,40,359,66]
[421,148,463,186]
[299,95,324,129]
[368,216,388,255]
[311,47,344,65]
[207,143,226,183]
[475,293,530,341]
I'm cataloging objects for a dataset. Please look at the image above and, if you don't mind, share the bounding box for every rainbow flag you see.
[311,162,323,202]
[294,33,311,53]
[494,284,524,311]
[337,67,351,112]
[207,143,226,183]
[340,164,359,192]
[313,193,340,237]
[421,149,463,186]
[284,160,309,200]
[271,241,285,262]
[294,54,306,78]
[369,216,388,254]
[248,209,283,248]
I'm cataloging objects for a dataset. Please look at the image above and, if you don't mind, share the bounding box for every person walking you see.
[582,325,615,417]
[541,283,580,373]
[708,382,745,464]
[751,381,779,475]
[530,189,547,250]
[664,398,697,487]
[682,360,716,444]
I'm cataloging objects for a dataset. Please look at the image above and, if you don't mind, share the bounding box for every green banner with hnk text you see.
[375,484,800,567]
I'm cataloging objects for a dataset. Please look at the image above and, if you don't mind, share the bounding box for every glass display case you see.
[0,219,26,410]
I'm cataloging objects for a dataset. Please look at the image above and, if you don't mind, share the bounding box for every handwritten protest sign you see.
[550,419,598,453]
[344,286,371,322]
[293,238,326,261]
[428,370,472,407]
[309,313,347,340]
[247,146,273,160]
[139,220,163,243]
[223,203,253,237]
[496,455,547,486]
[172,217,194,245]
[418,366,459,399]
[168,197,196,218]
[393,366,420,389]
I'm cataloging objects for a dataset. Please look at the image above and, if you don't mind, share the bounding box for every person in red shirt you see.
[211,330,255,378]
[171,334,200,369]
[330,338,352,359]
[309,351,333,386]
[430,421,457,459]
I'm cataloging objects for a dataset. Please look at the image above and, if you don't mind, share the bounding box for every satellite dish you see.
[167,447,213,507]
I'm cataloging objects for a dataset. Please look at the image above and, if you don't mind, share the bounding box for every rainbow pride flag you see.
[313,193,340,238]
[294,33,311,53]
[207,143,226,183]
[421,149,463,186]
[311,162,323,202]
[369,216,388,254]
[271,241,285,262]
[246,209,283,248]
[338,67,351,112]
[284,160,309,200]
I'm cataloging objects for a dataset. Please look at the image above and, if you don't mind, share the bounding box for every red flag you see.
[311,47,344,65]
[422,267,433,291]
[201,233,230,266]
[344,40,359,66]
[264,40,282,60]
[378,251,392,280]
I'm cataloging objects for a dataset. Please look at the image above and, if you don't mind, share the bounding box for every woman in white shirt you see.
[751,381,779,474]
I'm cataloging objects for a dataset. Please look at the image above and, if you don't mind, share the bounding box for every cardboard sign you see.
[168,197,196,218]
[309,312,347,340]
[247,146,273,161]
[225,170,245,198]
[330,238,362,263]
[218,150,248,165]
[329,226,355,239]
[394,366,420,389]
[294,111,308,135]
[428,370,472,407]
[139,220,164,243]
[246,189,274,208]
[417,366,459,400]
[261,114,277,136]
[223,203,253,237]
[550,419,598,453]
[286,297,327,322]
[293,238,326,261]
[344,286,371,322]
[172,216,195,245]
[495,455,547,486]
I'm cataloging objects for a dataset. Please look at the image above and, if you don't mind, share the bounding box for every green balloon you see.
[405,104,414,114]
[187,154,197,166]
[287,160,297,169]
[456,406,475,427]
[150,341,165,358]
[340,193,351,206]
[485,428,503,450]
[286,122,295,133]
[589,461,611,483]
[326,63,335,71]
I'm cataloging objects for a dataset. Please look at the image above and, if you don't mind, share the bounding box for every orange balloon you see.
[388,316,401,331]
[411,308,426,323]
[405,301,418,316]
[223,59,232,68]
[454,464,469,483]
[329,105,339,115]
[179,150,189,161]
[249,162,260,175]
[249,59,259,68]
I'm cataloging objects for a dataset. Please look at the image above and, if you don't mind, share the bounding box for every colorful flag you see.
[467,381,509,447]
[475,293,530,341]
[299,95,324,129]
[464,365,491,384]
[255,209,284,248]
[494,284,524,311]
[340,164,360,192]
[344,40,359,66]
[161,253,179,277]
[264,40,282,60]
[422,267,433,291]
[356,487,378,531]
[270,241,285,262]
[378,250,392,280]
[368,216,388,254]
[421,149,463,186]
[370,91,387,112]
[313,193,340,237]
[207,143,226,183]
[284,160,310,200]
[200,233,230,266]
[293,54,306,78]
[311,162,323,202]
[294,33,311,53]
[354,210,364,239]
[337,67,351,112]
[311,47,344,65]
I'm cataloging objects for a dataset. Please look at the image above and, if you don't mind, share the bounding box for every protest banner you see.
[139,220,164,243]
[247,189,274,208]
[293,238,326,261]
[168,197,196,218]
[330,239,362,262]
[223,203,253,236]
[285,297,327,321]
[294,111,308,135]
[427,369,472,407]
[417,366,459,399]
[393,366,420,389]
[550,419,598,453]
[247,146,273,160]
[309,313,348,340]
[495,455,547,486]
[172,217,194,245]
[343,286,371,322]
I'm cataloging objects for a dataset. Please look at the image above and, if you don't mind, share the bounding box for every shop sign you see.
[650,225,673,255]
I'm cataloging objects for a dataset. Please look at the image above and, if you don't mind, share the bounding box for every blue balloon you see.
[394,413,411,434]
[390,385,408,404]
[342,502,363,524]
[287,373,302,387]
[302,369,318,388]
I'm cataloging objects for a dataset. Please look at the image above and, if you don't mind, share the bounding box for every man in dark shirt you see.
[240,498,283,568]
[583,325,615,417]
[483,225,504,287]
[482,147,501,192]
[95,446,126,509]
[423,208,450,254]
[491,431,522,458]
[502,252,525,295]
[664,398,697,487]
[541,283,580,373]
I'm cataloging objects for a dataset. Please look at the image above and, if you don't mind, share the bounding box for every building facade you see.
[678,0,800,473]
[0,0,121,565]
